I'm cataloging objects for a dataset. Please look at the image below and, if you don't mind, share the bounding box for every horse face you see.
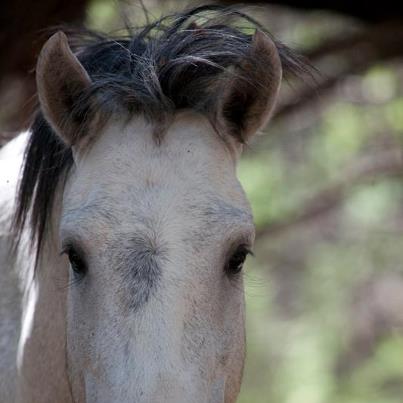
[33,18,283,401]
[60,114,253,402]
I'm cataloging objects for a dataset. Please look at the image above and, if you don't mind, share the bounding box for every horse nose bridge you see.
[147,373,226,403]
[147,371,215,403]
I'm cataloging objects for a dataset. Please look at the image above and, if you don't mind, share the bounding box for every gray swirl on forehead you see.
[107,234,166,312]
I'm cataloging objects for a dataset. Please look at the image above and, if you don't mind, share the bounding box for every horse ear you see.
[216,31,282,143]
[36,31,92,147]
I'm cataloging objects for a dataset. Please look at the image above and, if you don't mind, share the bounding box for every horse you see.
[0,5,305,402]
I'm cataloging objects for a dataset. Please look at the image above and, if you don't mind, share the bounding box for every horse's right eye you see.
[65,246,87,278]
[225,244,251,277]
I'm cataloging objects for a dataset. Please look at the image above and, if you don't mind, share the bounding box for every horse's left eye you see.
[64,246,87,279]
[225,245,251,276]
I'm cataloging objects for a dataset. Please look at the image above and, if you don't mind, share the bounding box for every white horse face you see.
[60,114,254,402]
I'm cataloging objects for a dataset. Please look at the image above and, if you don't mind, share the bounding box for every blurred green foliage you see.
[238,62,403,402]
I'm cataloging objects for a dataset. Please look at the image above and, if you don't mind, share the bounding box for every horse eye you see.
[225,245,251,276]
[65,247,87,278]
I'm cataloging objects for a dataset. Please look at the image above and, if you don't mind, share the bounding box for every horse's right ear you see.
[214,31,282,144]
[36,31,92,147]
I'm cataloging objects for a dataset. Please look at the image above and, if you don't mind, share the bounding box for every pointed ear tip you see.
[252,30,282,75]
[47,31,69,47]
[37,31,73,73]
[253,29,265,40]
[40,31,69,56]
[253,30,277,52]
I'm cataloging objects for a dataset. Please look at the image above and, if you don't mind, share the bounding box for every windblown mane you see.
[13,4,309,262]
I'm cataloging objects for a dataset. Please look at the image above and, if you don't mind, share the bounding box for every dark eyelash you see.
[225,243,253,277]
[60,242,88,284]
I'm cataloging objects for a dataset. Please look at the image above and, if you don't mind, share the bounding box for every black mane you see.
[13,5,309,262]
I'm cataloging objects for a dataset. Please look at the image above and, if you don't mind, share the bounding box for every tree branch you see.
[273,21,403,121]
[256,148,403,239]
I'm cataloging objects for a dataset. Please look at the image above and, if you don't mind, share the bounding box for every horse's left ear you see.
[215,30,282,143]
[36,31,92,147]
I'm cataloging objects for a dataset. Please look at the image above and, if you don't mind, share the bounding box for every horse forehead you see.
[78,113,235,179]
[67,113,245,211]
